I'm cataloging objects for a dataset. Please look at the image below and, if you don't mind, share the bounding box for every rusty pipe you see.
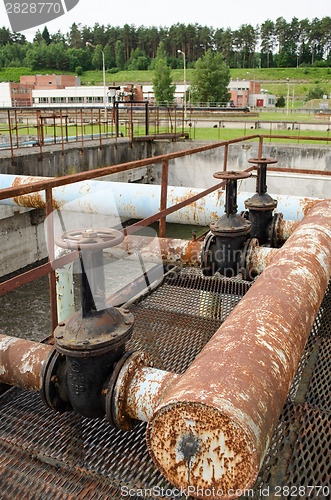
[0,335,54,391]
[125,366,180,422]
[105,236,203,266]
[246,244,278,275]
[146,200,331,500]
[277,218,299,241]
[107,235,278,273]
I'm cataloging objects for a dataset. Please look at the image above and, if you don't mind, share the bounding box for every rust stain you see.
[11,177,62,210]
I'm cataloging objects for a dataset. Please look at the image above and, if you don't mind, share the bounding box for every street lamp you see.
[247,71,255,110]
[87,42,106,114]
[177,49,187,119]
[286,78,290,116]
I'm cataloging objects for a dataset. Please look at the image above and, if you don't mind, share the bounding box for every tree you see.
[260,20,275,68]
[152,59,175,103]
[42,26,51,45]
[149,41,167,69]
[190,50,231,104]
[275,96,285,107]
[115,40,125,70]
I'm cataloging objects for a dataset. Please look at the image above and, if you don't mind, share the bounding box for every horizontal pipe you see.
[277,218,299,241]
[125,366,181,422]
[0,174,325,223]
[106,236,203,266]
[0,335,54,391]
[146,200,331,500]
[247,245,278,275]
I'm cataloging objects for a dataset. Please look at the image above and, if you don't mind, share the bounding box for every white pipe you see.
[0,174,324,223]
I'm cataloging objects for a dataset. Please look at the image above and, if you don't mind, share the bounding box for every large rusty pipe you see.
[0,335,54,391]
[146,201,331,500]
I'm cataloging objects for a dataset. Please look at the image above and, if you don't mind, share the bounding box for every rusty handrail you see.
[0,135,260,201]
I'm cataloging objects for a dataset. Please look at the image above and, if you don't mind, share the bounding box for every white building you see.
[0,83,13,107]
[32,86,119,107]
[142,84,187,105]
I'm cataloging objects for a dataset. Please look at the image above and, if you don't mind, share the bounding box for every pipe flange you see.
[54,307,134,357]
[270,212,284,247]
[107,351,153,430]
[40,349,70,412]
[244,193,278,211]
[240,238,259,281]
[210,216,251,236]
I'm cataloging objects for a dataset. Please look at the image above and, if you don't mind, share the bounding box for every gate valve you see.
[244,158,282,245]
[42,227,135,419]
[201,171,252,278]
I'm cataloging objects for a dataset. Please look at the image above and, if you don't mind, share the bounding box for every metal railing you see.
[0,133,331,333]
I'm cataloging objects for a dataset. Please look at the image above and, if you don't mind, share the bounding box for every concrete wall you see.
[153,140,331,198]
[0,208,47,277]
[1,137,331,276]
[0,137,158,183]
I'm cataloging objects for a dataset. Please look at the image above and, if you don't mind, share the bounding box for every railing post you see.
[159,159,169,238]
[145,101,149,136]
[223,143,229,171]
[60,110,64,156]
[45,187,58,332]
[36,110,43,160]
[14,109,19,149]
[80,109,84,153]
[258,135,263,158]
[99,108,102,150]
[7,110,14,164]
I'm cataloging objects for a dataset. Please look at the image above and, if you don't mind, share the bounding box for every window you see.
[50,97,66,103]
[39,97,49,103]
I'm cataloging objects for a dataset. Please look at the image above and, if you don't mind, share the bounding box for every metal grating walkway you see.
[0,268,330,499]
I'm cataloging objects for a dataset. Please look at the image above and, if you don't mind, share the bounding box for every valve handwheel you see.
[248,157,278,165]
[213,171,251,180]
[55,227,124,251]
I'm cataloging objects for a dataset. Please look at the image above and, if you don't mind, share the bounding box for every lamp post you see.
[286,78,290,116]
[87,42,106,114]
[177,49,187,119]
[247,71,255,111]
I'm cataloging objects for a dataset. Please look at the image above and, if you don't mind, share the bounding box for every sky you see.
[0,0,329,41]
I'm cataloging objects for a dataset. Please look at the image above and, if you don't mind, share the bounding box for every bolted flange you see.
[245,158,278,211]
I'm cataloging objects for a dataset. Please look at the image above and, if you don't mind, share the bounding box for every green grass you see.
[0,67,76,82]
[81,69,193,84]
[187,127,331,144]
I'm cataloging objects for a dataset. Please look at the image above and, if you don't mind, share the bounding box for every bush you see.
[275,95,286,108]
[75,66,83,75]
[107,67,119,74]
[306,85,328,101]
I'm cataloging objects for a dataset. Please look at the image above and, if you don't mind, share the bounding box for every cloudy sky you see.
[0,0,329,40]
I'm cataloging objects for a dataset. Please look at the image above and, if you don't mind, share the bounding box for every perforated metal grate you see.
[0,268,330,499]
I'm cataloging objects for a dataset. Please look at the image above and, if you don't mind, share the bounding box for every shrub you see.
[275,95,286,108]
